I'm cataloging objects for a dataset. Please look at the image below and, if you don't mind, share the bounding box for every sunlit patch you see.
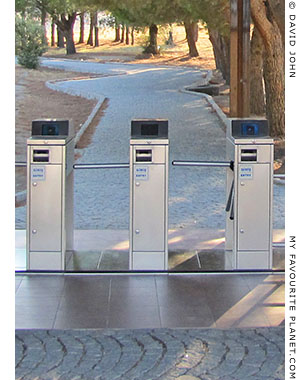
[112,240,129,250]
[213,281,285,328]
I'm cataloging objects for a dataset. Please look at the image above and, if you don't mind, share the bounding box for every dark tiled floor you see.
[15,273,285,330]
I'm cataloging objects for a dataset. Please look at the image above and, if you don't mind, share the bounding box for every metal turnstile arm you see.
[226,179,234,212]
[172,160,234,168]
[73,163,130,170]
[15,162,27,167]
[225,179,235,220]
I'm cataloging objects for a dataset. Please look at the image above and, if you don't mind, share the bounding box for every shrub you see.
[15,16,48,69]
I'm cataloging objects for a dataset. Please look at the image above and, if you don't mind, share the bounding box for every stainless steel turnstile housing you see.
[225,118,273,269]
[129,119,169,270]
[26,119,74,270]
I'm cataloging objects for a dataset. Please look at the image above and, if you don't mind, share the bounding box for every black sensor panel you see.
[131,119,168,139]
[32,120,70,136]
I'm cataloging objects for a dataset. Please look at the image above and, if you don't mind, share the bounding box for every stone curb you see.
[74,97,107,146]
[180,72,229,131]
[45,77,105,100]
[45,78,107,147]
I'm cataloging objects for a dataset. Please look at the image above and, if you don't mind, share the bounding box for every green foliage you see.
[87,0,229,36]
[15,15,48,69]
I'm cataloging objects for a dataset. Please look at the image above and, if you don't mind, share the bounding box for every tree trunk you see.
[121,24,125,43]
[94,27,99,47]
[94,12,99,47]
[208,28,230,84]
[57,27,65,48]
[56,13,77,55]
[263,36,284,137]
[78,12,85,44]
[166,31,175,46]
[268,0,285,46]
[193,22,198,42]
[114,24,121,42]
[144,24,159,54]
[184,21,199,57]
[64,28,76,54]
[51,21,56,47]
[131,27,134,45]
[251,0,285,138]
[250,27,265,115]
[87,12,95,46]
[41,8,48,45]
[125,25,130,45]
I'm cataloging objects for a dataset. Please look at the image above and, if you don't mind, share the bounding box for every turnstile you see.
[225,118,274,269]
[26,119,74,270]
[129,119,169,270]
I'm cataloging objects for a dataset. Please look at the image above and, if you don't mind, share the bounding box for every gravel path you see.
[15,58,285,231]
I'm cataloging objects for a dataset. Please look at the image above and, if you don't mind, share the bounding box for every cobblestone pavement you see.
[15,327,284,380]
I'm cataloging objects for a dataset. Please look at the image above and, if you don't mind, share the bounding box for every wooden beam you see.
[230,0,250,117]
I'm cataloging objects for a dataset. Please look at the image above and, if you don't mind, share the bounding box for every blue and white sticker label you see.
[31,166,46,181]
[135,166,149,181]
[239,165,253,180]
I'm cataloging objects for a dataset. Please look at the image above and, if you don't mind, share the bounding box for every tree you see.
[184,21,199,57]
[199,1,230,78]
[114,24,121,41]
[57,24,65,47]
[50,20,56,46]
[78,12,85,43]
[251,0,285,137]
[208,28,230,83]
[16,0,38,17]
[15,15,48,68]
[34,0,80,54]
[87,11,95,45]
[56,13,77,54]
[84,0,202,56]
[250,27,265,115]
[98,0,169,54]
[144,24,159,54]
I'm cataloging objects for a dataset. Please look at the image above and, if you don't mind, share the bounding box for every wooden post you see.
[230,0,250,117]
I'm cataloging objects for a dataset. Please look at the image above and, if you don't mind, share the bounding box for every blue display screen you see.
[241,123,259,136]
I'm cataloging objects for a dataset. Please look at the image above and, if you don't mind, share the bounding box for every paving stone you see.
[15,327,284,380]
